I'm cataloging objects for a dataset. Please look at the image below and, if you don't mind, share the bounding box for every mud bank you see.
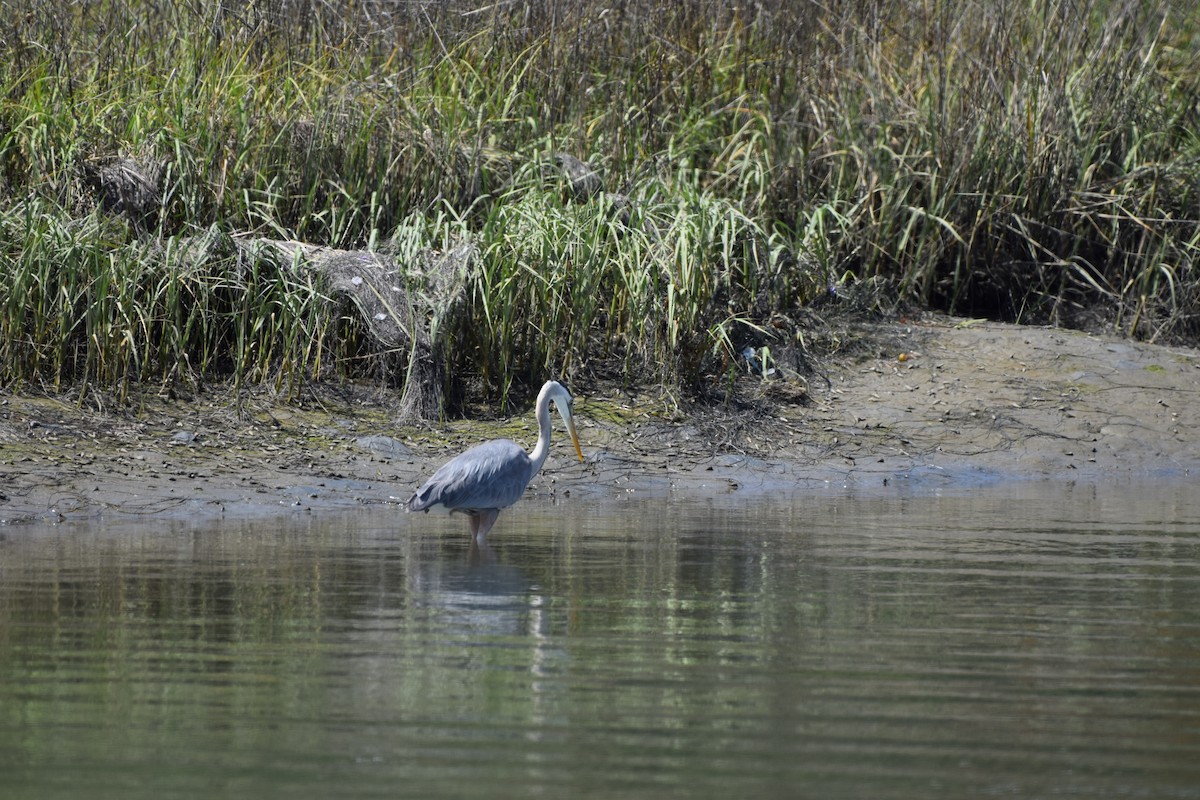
[3,316,1198,525]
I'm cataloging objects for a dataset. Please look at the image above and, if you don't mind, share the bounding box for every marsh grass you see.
[1,0,1197,408]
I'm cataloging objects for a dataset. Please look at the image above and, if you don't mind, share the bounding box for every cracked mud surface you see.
[3,315,1198,525]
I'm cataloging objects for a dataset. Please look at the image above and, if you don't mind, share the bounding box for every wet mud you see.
[3,316,1198,525]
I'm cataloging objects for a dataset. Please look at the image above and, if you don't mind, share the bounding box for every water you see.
[2,484,1199,799]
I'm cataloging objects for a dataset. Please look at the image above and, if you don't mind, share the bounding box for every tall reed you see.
[1,0,1196,404]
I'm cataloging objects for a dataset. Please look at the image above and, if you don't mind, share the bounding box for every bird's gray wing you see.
[406,439,533,512]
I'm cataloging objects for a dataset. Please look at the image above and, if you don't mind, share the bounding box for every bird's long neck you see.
[526,386,554,478]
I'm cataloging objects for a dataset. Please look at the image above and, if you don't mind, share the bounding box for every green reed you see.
[1,0,1197,403]
[0,208,337,400]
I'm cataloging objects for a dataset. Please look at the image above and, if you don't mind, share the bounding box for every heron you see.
[405,380,584,542]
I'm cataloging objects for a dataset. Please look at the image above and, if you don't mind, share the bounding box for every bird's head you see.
[545,380,585,462]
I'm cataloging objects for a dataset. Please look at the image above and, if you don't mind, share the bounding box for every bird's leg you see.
[468,537,496,565]
[471,508,500,543]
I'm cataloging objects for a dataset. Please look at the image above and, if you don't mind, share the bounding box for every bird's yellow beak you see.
[566,414,584,462]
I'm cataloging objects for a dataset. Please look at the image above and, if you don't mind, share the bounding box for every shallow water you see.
[2,483,1199,799]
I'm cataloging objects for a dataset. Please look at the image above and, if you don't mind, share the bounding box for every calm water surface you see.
[2,484,1199,799]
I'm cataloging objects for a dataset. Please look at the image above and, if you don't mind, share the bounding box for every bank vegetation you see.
[1,0,1197,412]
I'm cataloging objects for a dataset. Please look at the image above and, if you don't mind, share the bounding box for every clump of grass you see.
[0,204,344,401]
[459,158,793,400]
[1,0,1197,408]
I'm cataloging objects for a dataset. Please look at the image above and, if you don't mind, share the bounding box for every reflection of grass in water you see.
[2,0,1198,404]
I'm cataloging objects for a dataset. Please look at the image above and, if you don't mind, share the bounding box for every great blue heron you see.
[405,380,584,541]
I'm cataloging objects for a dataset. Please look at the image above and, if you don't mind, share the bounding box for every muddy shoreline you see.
[3,316,1198,526]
